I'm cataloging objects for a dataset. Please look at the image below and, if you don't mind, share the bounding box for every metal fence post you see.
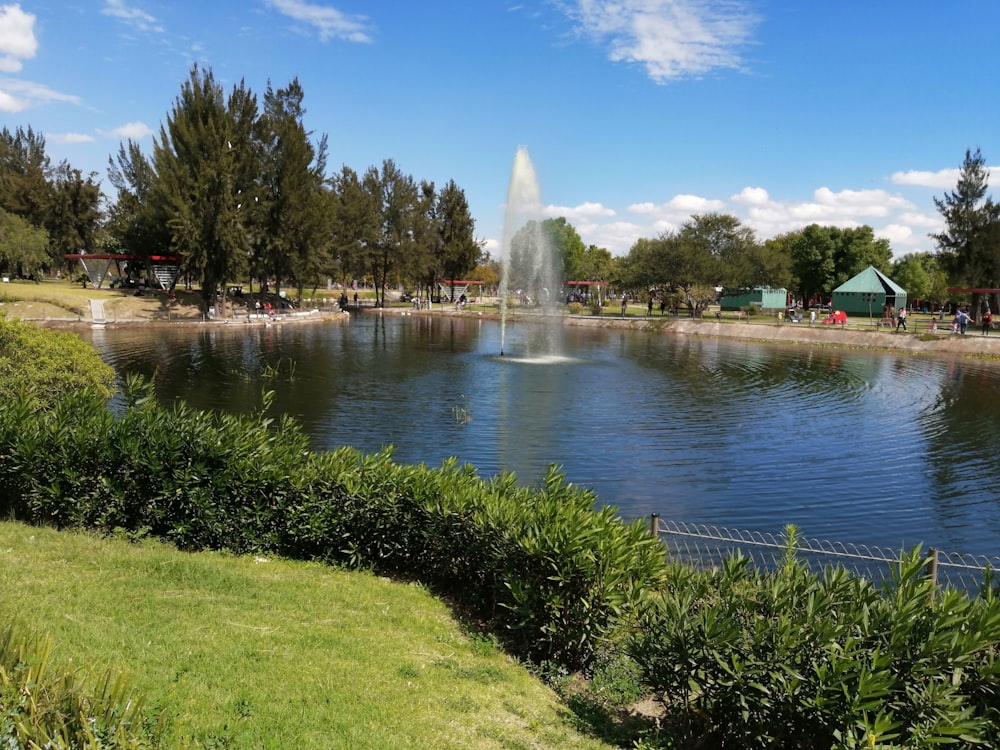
[926,547,939,595]
[650,513,660,538]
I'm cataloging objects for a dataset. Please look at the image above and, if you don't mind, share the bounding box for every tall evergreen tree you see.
[0,126,51,232]
[0,127,101,271]
[433,179,481,300]
[330,165,378,287]
[256,78,332,299]
[152,65,258,310]
[932,147,1000,316]
[364,159,419,307]
[46,163,102,259]
[106,139,171,262]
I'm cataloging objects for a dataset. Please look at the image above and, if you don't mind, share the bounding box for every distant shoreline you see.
[29,301,1000,360]
[383,305,1000,360]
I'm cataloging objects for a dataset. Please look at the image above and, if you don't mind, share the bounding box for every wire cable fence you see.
[650,515,1000,596]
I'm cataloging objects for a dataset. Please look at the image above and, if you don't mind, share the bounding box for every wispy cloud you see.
[263,0,373,43]
[0,3,38,73]
[0,77,80,112]
[101,0,164,34]
[561,0,759,82]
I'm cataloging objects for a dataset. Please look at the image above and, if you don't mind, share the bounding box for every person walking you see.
[983,309,993,336]
[621,294,628,318]
[896,305,908,332]
[958,308,970,334]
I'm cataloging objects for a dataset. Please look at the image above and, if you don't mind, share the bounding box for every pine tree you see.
[435,180,481,299]
[256,79,332,300]
[932,147,1000,316]
[153,65,258,311]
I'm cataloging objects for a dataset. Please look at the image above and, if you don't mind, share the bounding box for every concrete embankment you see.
[563,314,1000,358]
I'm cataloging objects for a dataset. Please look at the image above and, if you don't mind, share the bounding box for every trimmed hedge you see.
[0,377,667,671]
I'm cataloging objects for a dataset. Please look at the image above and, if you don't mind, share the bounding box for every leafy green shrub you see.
[567,301,584,315]
[630,548,1000,749]
[0,316,114,411]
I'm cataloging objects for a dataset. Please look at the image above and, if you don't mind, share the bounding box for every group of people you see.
[886,303,995,335]
[949,308,992,335]
[253,299,276,318]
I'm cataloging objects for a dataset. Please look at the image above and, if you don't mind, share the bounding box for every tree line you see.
[1,65,483,310]
[0,63,996,315]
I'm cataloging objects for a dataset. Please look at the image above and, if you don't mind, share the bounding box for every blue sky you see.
[2,1,998,259]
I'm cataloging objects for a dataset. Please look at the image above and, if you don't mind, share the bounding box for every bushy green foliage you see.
[0,376,666,670]
[630,550,1000,749]
[0,621,158,749]
[4,332,1000,744]
[0,316,114,410]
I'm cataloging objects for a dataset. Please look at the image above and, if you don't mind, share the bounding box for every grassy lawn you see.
[0,521,611,750]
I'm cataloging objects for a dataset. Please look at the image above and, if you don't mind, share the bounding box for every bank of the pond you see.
[383,305,1000,359]
[24,291,1000,360]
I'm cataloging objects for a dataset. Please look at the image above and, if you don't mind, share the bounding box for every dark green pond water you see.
[84,313,1000,559]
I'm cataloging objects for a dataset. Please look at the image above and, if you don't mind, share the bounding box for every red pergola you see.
[64,253,181,290]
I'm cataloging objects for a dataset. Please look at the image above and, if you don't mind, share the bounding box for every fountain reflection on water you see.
[498,147,564,358]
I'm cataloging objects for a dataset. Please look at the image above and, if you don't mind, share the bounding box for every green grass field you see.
[0,521,612,749]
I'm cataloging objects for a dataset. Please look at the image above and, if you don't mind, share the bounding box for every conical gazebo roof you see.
[833,266,905,295]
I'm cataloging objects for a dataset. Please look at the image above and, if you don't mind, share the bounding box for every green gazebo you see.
[831,266,907,317]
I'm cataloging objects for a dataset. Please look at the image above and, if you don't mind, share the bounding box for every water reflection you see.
[84,315,1000,557]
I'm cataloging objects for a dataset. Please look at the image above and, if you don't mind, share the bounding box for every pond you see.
[84,313,1000,559]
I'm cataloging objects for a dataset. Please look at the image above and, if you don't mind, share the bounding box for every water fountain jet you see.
[498,147,563,357]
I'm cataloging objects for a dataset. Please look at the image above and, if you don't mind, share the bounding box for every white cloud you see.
[896,211,939,229]
[580,219,647,251]
[877,223,913,245]
[102,0,164,34]
[891,168,959,189]
[48,132,95,144]
[0,3,37,73]
[626,201,658,214]
[102,121,154,139]
[542,200,615,219]
[0,77,80,112]
[667,194,725,212]
[813,186,912,216]
[563,0,759,82]
[731,186,769,205]
[264,0,373,43]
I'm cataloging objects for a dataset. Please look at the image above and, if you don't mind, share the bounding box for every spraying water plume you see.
[498,147,562,357]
